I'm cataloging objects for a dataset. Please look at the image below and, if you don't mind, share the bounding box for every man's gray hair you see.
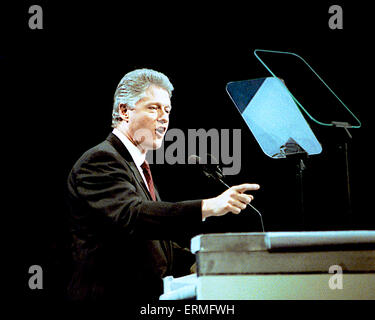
[112,68,174,128]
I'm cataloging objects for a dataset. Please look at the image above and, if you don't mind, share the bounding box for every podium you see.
[189,231,375,300]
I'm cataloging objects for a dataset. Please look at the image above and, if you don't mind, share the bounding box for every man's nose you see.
[158,110,169,124]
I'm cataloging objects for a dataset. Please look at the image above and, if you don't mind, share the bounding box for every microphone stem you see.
[216,176,265,233]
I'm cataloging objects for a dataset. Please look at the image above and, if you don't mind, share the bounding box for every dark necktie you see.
[142,160,172,272]
[141,160,156,201]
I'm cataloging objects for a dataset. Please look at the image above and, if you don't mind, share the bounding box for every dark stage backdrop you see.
[3,0,374,313]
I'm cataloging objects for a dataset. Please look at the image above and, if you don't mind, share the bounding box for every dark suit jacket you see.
[66,133,202,301]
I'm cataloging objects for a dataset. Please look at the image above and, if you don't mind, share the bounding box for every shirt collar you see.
[112,128,146,168]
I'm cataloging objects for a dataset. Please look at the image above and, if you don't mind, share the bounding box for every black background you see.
[2,0,375,314]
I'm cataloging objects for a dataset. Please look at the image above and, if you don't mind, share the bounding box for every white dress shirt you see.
[112,128,150,191]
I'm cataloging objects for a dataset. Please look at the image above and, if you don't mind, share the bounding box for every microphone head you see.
[188,154,201,164]
[188,154,218,165]
[188,154,224,179]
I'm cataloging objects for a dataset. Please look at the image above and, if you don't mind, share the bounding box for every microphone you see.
[188,154,265,232]
[188,154,224,181]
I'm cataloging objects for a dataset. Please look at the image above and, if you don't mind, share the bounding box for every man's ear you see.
[119,103,130,122]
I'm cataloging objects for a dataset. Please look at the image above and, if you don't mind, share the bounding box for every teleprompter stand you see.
[253,49,361,218]
[226,50,362,229]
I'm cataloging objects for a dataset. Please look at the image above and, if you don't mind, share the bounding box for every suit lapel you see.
[106,133,152,201]
[106,133,172,268]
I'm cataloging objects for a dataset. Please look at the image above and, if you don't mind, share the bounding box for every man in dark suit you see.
[66,69,259,301]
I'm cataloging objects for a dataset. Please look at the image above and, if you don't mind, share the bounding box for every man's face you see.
[124,85,171,152]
